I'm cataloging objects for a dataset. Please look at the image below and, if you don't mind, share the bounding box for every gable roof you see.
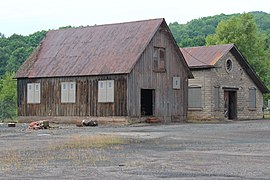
[17,18,181,78]
[180,44,269,93]
[180,44,234,68]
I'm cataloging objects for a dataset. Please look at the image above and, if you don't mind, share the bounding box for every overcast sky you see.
[1,0,270,37]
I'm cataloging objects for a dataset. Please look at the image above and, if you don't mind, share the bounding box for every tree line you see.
[169,11,270,99]
[0,12,270,120]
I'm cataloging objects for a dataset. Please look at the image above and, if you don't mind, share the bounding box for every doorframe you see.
[223,87,238,120]
[140,89,155,116]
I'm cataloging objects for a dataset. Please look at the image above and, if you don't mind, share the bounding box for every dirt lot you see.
[1,120,270,180]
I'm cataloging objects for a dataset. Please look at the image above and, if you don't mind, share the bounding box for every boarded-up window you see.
[173,77,181,89]
[153,47,166,72]
[249,88,256,108]
[188,86,201,108]
[153,48,159,70]
[98,80,114,103]
[61,82,76,103]
[214,86,220,110]
[159,49,165,70]
[27,83,40,104]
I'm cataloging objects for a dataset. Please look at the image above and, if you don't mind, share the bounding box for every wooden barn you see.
[15,18,193,124]
[181,44,269,121]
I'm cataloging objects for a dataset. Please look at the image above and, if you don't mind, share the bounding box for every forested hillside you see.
[169,11,270,47]
[0,12,270,120]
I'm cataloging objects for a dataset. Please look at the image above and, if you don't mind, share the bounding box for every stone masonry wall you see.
[188,52,264,120]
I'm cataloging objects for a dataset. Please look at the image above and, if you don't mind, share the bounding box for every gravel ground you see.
[1,120,270,179]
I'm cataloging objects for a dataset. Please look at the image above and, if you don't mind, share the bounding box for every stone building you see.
[181,44,269,120]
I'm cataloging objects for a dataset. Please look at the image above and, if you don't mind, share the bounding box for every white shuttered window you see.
[61,82,76,103]
[69,82,76,103]
[98,81,107,103]
[98,80,114,103]
[27,83,40,104]
[107,80,114,102]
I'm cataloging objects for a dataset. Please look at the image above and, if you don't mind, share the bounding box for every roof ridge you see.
[182,43,234,49]
[49,18,164,33]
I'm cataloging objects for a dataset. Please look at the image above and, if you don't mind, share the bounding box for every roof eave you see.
[189,65,215,69]
[231,46,269,94]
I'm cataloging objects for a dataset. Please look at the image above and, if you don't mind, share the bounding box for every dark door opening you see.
[141,89,155,116]
[224,91,237,120]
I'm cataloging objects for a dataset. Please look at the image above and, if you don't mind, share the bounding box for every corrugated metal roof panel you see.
[180,44,234,67]
[181,44,269,93]
[16,18,164,78]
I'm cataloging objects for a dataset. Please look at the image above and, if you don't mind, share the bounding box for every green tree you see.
[27,30,47,47]
[0,72,17,121]
[7,47,34,73]
[206,13,269,85]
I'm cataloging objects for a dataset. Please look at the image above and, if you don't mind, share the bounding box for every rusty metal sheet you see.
[16,18,164,78]
[180,44,234,67]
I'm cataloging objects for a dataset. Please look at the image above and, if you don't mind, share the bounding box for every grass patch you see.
[54,134,126,149]
[0,135,128,172]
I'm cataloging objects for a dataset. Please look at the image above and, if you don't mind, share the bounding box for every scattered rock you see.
[29,120,50,130]
[76,119,98,127]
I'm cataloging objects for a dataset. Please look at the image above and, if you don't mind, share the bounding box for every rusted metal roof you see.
[180,44,234,68]
[16,18,165,78]
[181,44,269,93]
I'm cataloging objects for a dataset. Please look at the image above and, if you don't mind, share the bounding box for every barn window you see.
[173,77,181,89]
[248,88,256,108]
[153,47,166,72]
[188,86,202,108]
[61,82,76,103]
[214,86,220,110]
[98,80,114,103]
[27,83,40,104]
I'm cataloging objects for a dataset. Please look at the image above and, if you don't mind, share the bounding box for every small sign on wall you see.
[173,77,181,89]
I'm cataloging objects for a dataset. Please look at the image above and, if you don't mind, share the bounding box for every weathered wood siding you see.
[127,23,189,122]
[17,75,127,117]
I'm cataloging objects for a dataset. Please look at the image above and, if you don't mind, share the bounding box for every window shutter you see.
[98,81,107,102]
[27,84,34,103]
[153,48,158,70]
[214,86,220,110]
[106,80,114,102]
[159,49,165,70]
[69,82,76,103]
[61,82,69,103]
[34,83,40,103]
[249,88,256,108]
[188,87,202,108]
